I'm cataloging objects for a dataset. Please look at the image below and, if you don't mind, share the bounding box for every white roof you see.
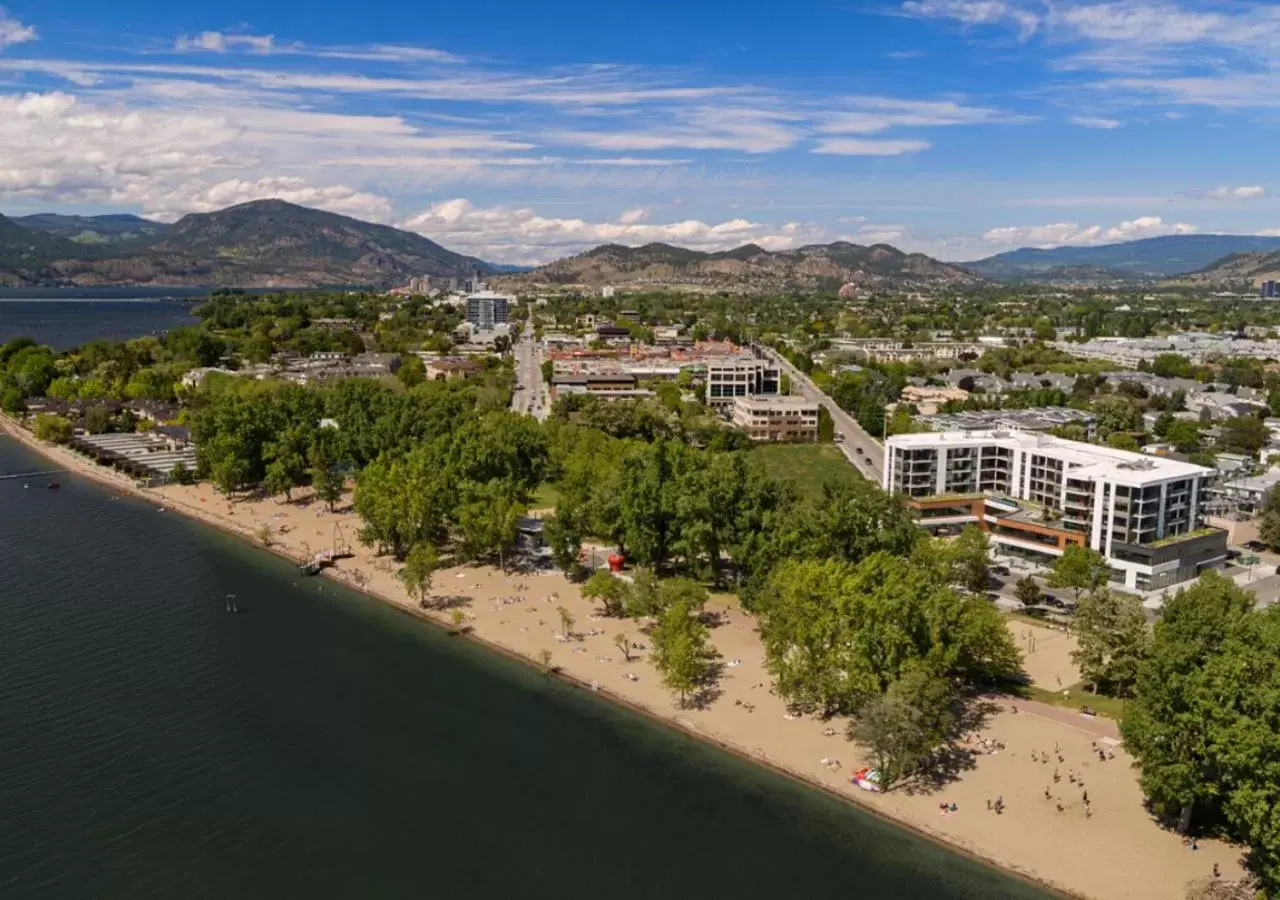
[888,429,1212,485]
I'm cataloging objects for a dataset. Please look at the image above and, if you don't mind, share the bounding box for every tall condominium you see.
[883,430,1226,592]
[465,291,511,330]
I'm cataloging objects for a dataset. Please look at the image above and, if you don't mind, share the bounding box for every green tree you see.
[170,460,195,485]
[1071,586,1150,696]
[1218,415,1270,457]
[1092,396,1142,439]
[312,465,345,512]
[1106,432,1141,452]
[758,554,1020,715]
[557,605,575,638]
[849,662,955,791]
[1122,572,1257,835]
[354,445,449,557]
[1013,574,1041,608]
[1032,316,1057,341]
[1259,488,1280,552]
[454,479,524,570]
[1047,544,1106,606]
[83,405,112,435]
[1166,420,1203,453]
[582,569,628,617]
[614,632,632,662]
[1152,411,1176,439]
[948,525,991,593]
[542,513,582,576]
[401,543,439,607]
[397,354,426,388]
[45,376,79,402]
[32,413,72,443]
[649,600,715,707]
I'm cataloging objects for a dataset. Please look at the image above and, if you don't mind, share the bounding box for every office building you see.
[465,291,510,330]
[1262,280,1279,300]
[884,430,1226,591]
[705,358,780,410]
[731,396,820,442]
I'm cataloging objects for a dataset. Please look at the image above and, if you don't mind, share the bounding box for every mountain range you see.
[965,234,1280,281]
[0,200,493,288]
[4,199,1278,290]
[500,241,982,291]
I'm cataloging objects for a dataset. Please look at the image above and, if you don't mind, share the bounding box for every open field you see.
[751,442,863,499]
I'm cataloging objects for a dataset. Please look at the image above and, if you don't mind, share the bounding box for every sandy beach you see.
[1,417,1246,900]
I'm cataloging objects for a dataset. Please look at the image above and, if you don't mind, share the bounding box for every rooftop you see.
[888,429,1213,484]
[733,395,819,410]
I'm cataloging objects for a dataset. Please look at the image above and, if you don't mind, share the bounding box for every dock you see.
[0,470,68,481]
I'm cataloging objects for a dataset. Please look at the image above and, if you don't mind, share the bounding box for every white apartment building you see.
[884,430,1226,591]
[731,396,820,442]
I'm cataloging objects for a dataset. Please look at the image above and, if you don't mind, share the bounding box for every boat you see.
[45,481,60,490]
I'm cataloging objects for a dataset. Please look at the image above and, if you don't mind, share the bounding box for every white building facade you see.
[884,430,1226,591]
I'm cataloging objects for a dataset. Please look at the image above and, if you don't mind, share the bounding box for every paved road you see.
[760,346,885,482]
[511,324,547,420]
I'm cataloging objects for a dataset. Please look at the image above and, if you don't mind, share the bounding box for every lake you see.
[0,435,1053,899]
[0,299,201,350]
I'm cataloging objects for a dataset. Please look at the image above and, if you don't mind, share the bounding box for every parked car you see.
[1244,540,1268,552]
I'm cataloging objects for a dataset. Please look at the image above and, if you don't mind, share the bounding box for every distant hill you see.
[14,213,166,244]
[0,215,86,285]
[501,240,982,292]
[1184,250,1280,285]
[965,234,1280,281]
[0,200,496,288]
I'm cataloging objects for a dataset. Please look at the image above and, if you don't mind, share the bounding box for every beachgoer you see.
[1213,863,1220,879]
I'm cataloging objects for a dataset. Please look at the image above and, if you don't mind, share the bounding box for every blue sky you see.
[0,0,1277,263]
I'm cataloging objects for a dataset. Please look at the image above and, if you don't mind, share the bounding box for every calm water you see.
[0,299,201,350]
[0,436,1053,899]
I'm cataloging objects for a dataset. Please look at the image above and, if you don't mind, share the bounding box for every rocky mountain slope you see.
[1182,250,1280,285]
[0,200,493,288]
[501,241,982,292]
[965,234,1280,281]
[14,213,166,244]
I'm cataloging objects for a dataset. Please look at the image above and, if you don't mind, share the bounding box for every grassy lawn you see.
[751,442,862,500]
[1022,683,1129,722]
[530,482,561,511]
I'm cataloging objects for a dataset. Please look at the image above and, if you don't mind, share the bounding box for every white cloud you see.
[1206,185,1265,199]
[901,0,1042,40]
[572,157,693,167]
[818,96,1029,133]
[618,208,648,224]
[174,31,276,54]
[0,7,36,50]
[811,138,931,155]
[399,198,831,265]
[549,106,805,154]
[1069,115,1121,128]
[982,215,1198,247]
[136,177,391,222]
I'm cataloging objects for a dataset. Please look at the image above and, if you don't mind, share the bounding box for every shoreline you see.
[0,415,1242,900]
